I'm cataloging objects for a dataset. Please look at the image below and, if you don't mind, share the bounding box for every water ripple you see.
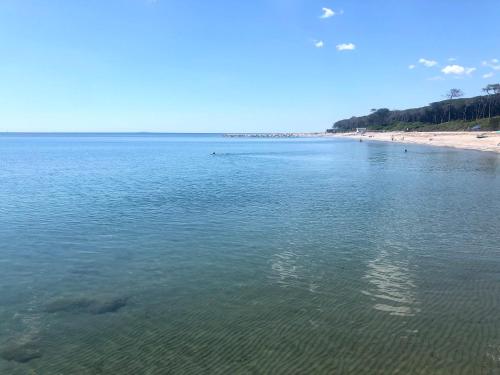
[363,248,419,317]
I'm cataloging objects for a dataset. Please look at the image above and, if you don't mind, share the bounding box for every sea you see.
[0,133,499,374]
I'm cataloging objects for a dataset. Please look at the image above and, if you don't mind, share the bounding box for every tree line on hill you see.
[332,84,500,131]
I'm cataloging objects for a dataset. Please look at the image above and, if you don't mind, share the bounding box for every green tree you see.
[445,88,464,122]
[483,85,493,118]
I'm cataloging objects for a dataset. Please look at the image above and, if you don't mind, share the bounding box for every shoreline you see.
[225,131,500,153]
[224,132,327,138]
[334,131,500,154]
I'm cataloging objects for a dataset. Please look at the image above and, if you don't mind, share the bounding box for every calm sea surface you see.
[0,133,499,374]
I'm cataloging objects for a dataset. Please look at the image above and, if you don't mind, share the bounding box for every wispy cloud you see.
[448,57,457,62]
[408,64,416,70]
[418,58,438,67]
[336,43,355,51]
[483,72,494,79]
[427,76,444,81]
[441,64,476,75]
[314,40,324,48]
[482,59,500,70]
[320,7,335,19]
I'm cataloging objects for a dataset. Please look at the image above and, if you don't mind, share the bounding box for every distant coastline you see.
[224,132,326,138]
[1,131,498,153]
[225,131,500,153]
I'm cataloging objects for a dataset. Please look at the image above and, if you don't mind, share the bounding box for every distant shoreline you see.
[224,132,327,138]
[225,131,500,153]
[1,131,498,153]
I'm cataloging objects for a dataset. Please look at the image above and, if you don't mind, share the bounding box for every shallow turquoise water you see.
[0,134,499,374]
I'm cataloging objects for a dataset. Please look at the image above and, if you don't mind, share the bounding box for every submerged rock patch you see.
[87,297,128,314]
[45,296,128,315]
[0,341,41,363]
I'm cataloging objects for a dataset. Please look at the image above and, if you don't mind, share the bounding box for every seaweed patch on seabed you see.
[44,296,129,315]
[0,339,41,363]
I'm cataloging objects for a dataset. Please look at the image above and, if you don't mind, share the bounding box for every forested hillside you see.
[333,84,500,131]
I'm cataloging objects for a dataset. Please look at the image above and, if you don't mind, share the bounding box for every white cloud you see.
[418,58,438,67]
[320,7,335,18]
[448,57,457,62]
[483,72,494,79]
[482,59,500,70]
[441,64,476,75]
[336,43,356,51]
[314,40,324,48]
[408,64,416,70]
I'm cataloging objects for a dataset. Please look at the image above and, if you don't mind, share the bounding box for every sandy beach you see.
[334,131,500,153]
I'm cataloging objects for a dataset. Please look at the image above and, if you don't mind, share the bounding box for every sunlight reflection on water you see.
[363,247,419,317]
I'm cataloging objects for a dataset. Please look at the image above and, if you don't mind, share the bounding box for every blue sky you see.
[0,0,499,132]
